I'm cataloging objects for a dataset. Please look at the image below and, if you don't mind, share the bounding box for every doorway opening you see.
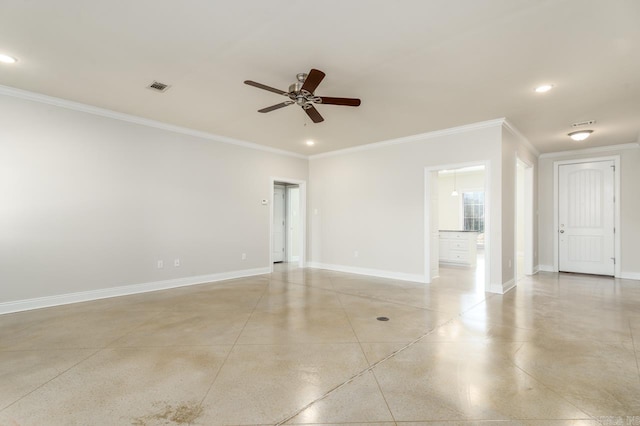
[270,177,306,271]
[424,162,490,292]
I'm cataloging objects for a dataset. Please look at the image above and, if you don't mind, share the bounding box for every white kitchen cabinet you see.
[439,230,478,267]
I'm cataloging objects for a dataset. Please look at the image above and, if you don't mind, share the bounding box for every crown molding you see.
[0,84,307,160]
[502,119,540,157]
[539,143,640,159]
[309,118,506,160]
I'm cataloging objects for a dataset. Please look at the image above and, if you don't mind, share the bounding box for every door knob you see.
[559,230,565,233]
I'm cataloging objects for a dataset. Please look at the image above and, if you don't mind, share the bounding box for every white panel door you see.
[558,161,615,275]
[272,186,285,263]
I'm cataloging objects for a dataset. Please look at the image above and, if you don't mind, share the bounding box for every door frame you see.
[424,161,491,291]
[269,177,306,271]
[272,184,286,263]
[286,185,301,263]
[553,156,620,277]
[515,157,535,279]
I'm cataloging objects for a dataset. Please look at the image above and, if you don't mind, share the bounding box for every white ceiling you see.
[1,0,639,155]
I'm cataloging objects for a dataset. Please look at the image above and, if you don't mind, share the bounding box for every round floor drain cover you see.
[376,316,389,321]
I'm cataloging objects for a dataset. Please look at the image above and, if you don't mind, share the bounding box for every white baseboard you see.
[619,272,640,281]
[532,265,540,274]
[502,279,516,293]
[487,278,516,295]
[0,267,271,315]
[515,265,637,280]
[306,262,426,284]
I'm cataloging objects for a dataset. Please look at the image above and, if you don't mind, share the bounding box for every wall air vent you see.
[572,120,596,127]
[147,81,170,92]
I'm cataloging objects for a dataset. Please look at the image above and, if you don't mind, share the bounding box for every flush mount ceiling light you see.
[306,140,315,146]
[534,84,554,93]
[568,130,593,141]
[0,53,17,64]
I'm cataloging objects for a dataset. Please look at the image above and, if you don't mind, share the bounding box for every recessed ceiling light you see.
[306,140,315,146]
[568,130,593,141]
[0,53,17,64]
[534,84,554,93]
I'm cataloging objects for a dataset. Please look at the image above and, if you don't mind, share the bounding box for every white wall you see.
[516,165,525,253]
[515,161,526,281]
[501,126,538,288]
[1,89,551,308]
[538,145,640,278]
[516,163,525,255]
[0,94,308,304]
[438,170,485,231]
[309,123,504,287]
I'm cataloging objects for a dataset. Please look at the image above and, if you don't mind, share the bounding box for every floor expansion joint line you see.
[273,316,458,426]
[630,320,640,384]
[275,275,451,315]
[0,347,102,412]
[337,284,397,423]
[511,360,598,421]
[275,278,487,426]
[198,282,270,407]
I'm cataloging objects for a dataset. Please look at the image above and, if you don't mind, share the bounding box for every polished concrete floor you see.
[1,262,640,426]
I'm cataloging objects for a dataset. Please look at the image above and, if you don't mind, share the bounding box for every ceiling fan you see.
[244,68,361,123]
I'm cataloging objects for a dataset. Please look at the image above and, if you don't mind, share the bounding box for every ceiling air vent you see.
[572,120,596,127]
[147,81,170,92]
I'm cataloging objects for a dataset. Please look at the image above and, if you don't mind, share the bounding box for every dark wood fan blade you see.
[244,80,287,95]
[319,97,361,107]
[258,101,294,113]
[305,106,324,123]
[300,69,326,94]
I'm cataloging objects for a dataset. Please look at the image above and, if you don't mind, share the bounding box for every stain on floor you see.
[132,401,203,425]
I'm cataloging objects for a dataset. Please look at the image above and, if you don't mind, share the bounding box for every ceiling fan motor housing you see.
[288,82,303,93]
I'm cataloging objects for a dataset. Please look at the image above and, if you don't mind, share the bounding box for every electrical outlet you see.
[157,260,164,269]
[241,253,247,260]
[174,258,180,267]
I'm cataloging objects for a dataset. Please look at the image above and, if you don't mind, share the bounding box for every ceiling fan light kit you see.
[244,68,361,123]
